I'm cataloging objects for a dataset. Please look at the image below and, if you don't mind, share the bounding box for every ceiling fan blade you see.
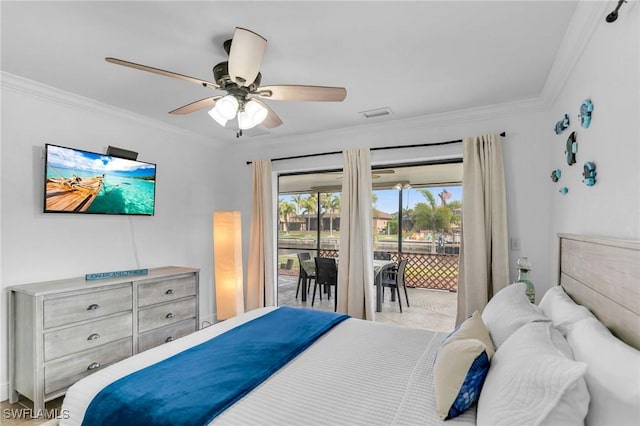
[227,28,267,87]
[169,96,221,115]
[105,57,220,90]
[253,99,283,129]
[257,85,347,102]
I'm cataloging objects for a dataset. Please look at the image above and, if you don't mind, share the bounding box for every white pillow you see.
[539,286,596,335]
[481,282,549,348]
[566,317,640,426]
[477,321,589,426]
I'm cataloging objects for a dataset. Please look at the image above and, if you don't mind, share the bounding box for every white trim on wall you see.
[540,0,610,107]
[1,72,215,146]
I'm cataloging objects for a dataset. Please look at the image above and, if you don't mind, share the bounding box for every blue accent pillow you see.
[445,351,490,419]
[433,311,494,420]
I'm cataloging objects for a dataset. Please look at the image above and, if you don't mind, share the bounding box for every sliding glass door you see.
[276,162,461,327]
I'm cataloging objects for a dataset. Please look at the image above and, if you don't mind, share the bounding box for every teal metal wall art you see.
[582,162,597,186]
[565,132,577,165]
[579,99,593,128]
[554,114,570,134]
[550,169,561,182]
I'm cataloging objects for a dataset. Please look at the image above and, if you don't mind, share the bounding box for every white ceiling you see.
[1,1,578,143]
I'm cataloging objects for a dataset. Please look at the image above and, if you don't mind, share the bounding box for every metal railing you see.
[280,248,459,291]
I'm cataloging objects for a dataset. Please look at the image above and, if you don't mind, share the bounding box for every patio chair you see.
[380,258,409,312]
[313,257,338,311]
[296,252,315,298]
[374,251,391,260]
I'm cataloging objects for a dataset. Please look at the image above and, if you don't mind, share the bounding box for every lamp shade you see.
[213,211,244,320]
[208,106,228,127]
[215,95,239,120]
[238,100,268,130]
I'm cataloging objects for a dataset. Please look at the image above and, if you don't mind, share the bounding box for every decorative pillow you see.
[539,285,595,335]
[481,282,549,348]
[476,321,589,426]
[433,311,493,420]
[566,317,640,426]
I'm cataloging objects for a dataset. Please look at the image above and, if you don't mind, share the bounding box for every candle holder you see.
[516,257,535,303]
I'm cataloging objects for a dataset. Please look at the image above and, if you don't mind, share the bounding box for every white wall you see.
[548,4,640,258]
[0,74,223,400]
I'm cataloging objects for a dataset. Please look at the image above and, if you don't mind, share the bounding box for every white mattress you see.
[61,308,475,425]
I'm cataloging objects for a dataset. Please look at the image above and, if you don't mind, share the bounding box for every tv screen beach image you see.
[44,144,156,215]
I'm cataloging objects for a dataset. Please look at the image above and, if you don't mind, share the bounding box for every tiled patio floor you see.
[277,274,457,332]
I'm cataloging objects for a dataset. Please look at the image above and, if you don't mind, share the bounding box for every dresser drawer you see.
[44,313,132,361]
[138,318,197,352]
[44,338,132,395]
[44,286,132,329]
[138,275,196,307]
[138,297,196,333]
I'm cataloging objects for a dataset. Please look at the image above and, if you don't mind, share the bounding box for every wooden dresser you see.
[7,266,199,411]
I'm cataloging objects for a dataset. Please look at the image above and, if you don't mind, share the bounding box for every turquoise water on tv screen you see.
[46,168,155,215]
[88,175,155,215]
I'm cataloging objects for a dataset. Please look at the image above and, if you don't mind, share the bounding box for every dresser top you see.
[7,266,199,296]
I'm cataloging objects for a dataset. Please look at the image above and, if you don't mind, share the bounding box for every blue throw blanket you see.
[82,307,349,426]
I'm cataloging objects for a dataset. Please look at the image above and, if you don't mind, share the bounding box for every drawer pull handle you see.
[165,289,174,295]
[166,313,174,319]
[166,336,175,342]
[87,304,100,311]
[87,333,101,341]
[87,362,101,371]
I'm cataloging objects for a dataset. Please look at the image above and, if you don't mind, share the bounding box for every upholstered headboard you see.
[558,234,640,349]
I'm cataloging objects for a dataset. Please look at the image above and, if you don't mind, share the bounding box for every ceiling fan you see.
[105,27,347,137]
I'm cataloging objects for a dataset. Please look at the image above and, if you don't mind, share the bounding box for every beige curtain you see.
[337,148,375,320]
[246,160,275,311]
[457,133,510,324]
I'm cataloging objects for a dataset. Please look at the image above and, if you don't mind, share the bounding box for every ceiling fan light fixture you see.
[215,95,239,120]
[238,100,268,130]
[208,106,228,126]
[393,181,411,190]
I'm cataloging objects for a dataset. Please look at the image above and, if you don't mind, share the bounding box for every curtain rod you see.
[245,131,505,165]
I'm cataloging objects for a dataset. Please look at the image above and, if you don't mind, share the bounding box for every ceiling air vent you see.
[359,107,392,119]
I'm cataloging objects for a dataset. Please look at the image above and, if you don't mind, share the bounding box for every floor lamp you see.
[213,211,244,320]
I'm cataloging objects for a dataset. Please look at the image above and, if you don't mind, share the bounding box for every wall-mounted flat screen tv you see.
[44,144,156,215]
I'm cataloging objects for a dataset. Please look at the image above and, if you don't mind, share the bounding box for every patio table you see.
[300,258,396,312]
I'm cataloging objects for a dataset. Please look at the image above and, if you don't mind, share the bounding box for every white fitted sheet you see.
[61,307,475,425]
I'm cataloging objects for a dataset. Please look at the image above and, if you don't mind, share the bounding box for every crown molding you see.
[250,95,547,148]
[539,0,610,108]
[0,71,217,145]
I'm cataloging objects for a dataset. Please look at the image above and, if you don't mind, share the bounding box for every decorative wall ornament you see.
[550,169,562,182]
[554,114,570,134]
[582,162,597,186]
[579,99,594,128]
[559,187,569,195]
[565,132,577,165]
[606,0,627,23]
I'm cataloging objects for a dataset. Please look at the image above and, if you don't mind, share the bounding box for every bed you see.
[58,234,640,426]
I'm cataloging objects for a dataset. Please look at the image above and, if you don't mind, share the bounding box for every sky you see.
[374,186,462,214]
[280,185,462,215]
[47,144,156,177]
